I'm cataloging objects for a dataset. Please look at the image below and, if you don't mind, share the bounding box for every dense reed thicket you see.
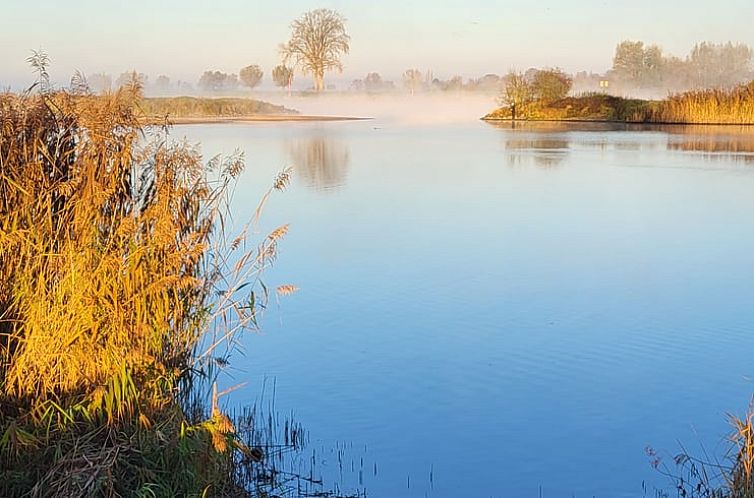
[485,80,754,124]
[140,96,296,119]
[645,82,754,124]
[0,79,290,496]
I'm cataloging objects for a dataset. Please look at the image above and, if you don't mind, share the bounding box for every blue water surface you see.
[178,119,754,498]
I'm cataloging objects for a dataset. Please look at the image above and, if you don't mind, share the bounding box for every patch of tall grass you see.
[485,81,754,124]
[0,77,290,496]
[645,82,754,124]
[140,96,297,119]
[651,407,754,497]
[484,93,654,122]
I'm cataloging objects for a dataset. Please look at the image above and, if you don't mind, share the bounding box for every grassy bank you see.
[484,81,754,124]
[140,96,298,119]
[644,83,754,124]
[484,93,653,122]
[0,84,291,496]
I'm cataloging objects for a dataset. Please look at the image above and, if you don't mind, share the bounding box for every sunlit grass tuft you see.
[653,405,754,498]
[0,76,287,496]
[485,81,754,124]
[139,96,297,120]
[646,82,754,124]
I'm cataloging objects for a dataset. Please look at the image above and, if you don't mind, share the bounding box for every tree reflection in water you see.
[504,136,570,167]
[287,134,350,191]
[487,121,754,166]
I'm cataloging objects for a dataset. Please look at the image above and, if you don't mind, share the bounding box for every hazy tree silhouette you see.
[239,65,263,90]
[402,69,423,95]
[116,70,147,91]
[612,41,663,87]
[281,9,350,92]
[272,64,293,90]
[154,75,171,94]
[197,70,239,93]
[87,72,112,94]
[689,42,753,88]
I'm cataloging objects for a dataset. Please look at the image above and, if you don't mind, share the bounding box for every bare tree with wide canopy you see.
[281,9,350,92]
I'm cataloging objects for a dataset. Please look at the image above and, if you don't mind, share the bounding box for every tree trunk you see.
[314,70,325,92]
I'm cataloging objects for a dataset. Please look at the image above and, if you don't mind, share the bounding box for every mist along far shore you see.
[134,84,754,129]
[140,92,500,126]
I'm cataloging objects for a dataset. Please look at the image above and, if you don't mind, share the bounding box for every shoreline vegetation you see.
[483,80,754,125]
[1,84,258,496]
[4,39,754,495]
[0,68,364,496]
[155,115,371,124]
[138,96,369,124]
[140,95,297,117]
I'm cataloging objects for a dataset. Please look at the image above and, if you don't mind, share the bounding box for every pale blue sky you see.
[2,0,753,88]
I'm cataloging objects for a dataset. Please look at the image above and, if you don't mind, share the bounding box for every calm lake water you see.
[178,118,754,497]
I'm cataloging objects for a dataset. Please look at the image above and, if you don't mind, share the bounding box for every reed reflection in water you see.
[665,126,754,163]
[489,121,754,165]
[504,135,570,167]
[286,134,350,191]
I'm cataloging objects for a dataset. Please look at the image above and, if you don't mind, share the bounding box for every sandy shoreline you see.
[143,114,372,125]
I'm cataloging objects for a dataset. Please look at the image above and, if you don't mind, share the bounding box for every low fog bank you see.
[273,92,497,125]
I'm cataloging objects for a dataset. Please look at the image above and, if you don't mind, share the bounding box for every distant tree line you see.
[345,70,504,94]
[81,62,297,96]
[82,67,510,96]
[607,40,753,91]
[81,9,348,95]
[77,32,752,98]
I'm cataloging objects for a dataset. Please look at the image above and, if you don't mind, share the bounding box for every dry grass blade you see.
[276,285,299,297]
[0,80,291,497]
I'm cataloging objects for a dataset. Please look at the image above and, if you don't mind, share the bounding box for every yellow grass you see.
[139,96,297,119]
[1,87,210,408]
[647,82,754,124]
[485,81,754,125]
[728,409,754,496]
[0,83,289,496]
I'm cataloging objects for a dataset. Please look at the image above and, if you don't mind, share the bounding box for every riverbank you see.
[483,94,653,122]
[483,81,754,125]
[140,95,297,117]
[151,114,371,125]
[139,96,371,124]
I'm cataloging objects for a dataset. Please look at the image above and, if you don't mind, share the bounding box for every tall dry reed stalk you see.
[652,407,754,497]
[726,410,754,497]
[641,82,754,124]
[0,68,291,496]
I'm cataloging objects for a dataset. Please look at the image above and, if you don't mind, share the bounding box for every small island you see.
[483,68,754,125]
[138,96,367,124]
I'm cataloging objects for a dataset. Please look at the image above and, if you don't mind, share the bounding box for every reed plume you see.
[0,71,286,496]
